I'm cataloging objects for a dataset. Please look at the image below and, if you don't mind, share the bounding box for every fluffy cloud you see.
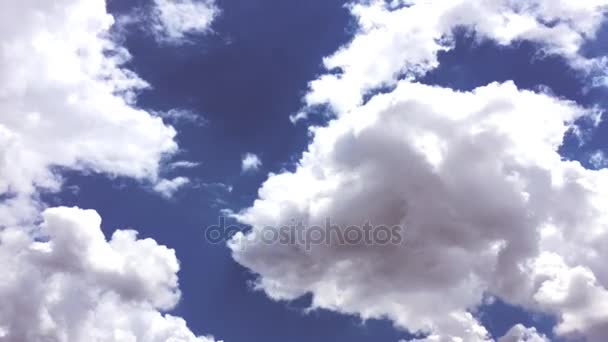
[305,0,608,115]
[152,0,219,44]
[0,206,218,342]
[229,2,608,340]
[523,252,608,341]
[241,153,262,173]
[0,0,188,225]
[0,0,217,340]
[230,78,608,341]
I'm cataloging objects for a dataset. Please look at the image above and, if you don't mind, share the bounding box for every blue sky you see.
[3,1,608,342]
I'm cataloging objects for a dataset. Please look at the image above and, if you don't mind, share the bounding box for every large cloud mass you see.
[230,1,608,341]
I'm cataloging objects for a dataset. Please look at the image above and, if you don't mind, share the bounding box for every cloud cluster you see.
[0,206,218,342]
[0,0,218,340]
[229,1,608,341]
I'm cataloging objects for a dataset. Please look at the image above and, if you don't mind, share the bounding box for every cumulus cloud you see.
[230,78,608,340]
[523,252,608,341]
[0,0,185,224]
[152,0,219,44]
[229,3,608,340]
[241,153,262,173]
[0,206,218,342]
[0,0,217,340]
[304,0,608,115]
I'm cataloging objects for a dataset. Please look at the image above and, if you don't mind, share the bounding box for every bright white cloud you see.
[230,79,608,341]
[304,0,608,115]
[152,0,219,43]
[0,0,217,340]
[0,206,219,342]
[241,153,262,173]
[0,0,185,224]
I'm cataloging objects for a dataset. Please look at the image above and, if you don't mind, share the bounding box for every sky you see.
[3,1,608,342]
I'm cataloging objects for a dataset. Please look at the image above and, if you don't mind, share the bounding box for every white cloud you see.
[229,2,608,340]
[523,252,608,341]
[0,0,218,340]
[0,0,180,224]
[154,176,191,198]
[241,153,262,173]
[229,79,608,340]
[304,0,608,115]
[0,206,219,342]
[152,0,219,44]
